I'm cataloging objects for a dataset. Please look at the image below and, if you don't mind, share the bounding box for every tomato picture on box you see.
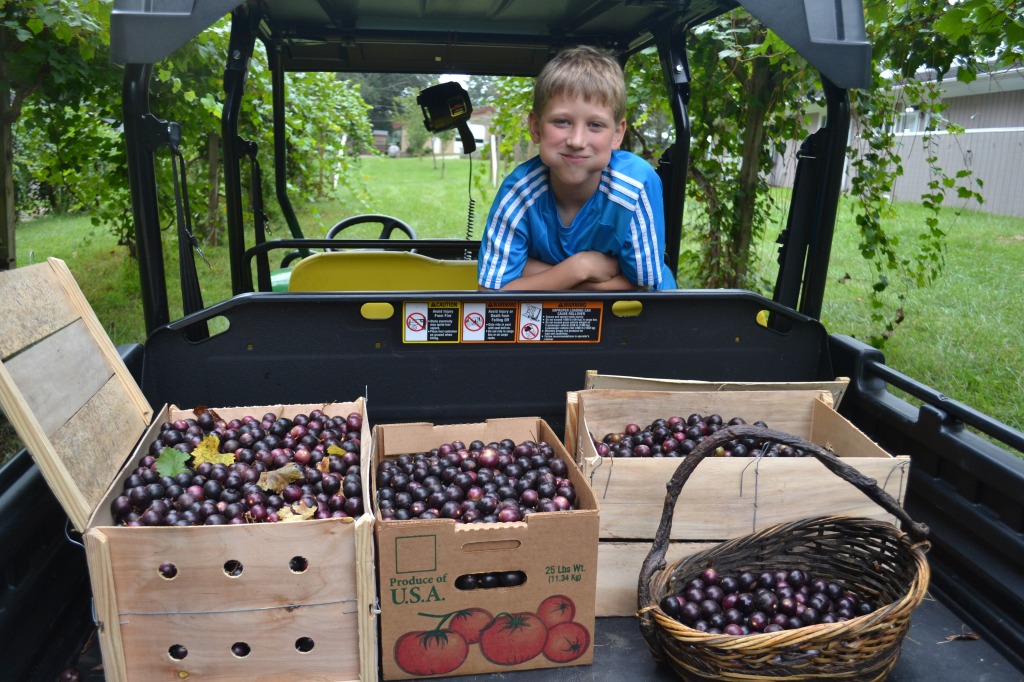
[393,594,591,677]
[373,418,599,680]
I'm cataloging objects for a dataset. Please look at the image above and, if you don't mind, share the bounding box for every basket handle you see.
[637,425,928,615]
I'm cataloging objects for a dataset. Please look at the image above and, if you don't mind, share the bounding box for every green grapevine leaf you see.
[155,447,191,477]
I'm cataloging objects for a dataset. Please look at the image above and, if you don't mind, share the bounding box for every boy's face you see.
[529,95,626,194]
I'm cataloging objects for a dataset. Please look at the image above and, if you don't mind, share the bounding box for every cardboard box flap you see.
[0,259,152,532]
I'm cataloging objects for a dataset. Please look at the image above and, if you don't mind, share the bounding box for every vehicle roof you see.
[111,0,870,88]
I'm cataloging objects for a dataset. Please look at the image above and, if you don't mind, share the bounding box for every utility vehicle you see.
[1,1,1022,680]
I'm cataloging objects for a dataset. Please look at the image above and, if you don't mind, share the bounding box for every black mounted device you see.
[417,81,476,154]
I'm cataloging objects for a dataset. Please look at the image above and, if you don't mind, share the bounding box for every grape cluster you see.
[110,409,365,526]
[376,439,577,523]
[596,414,809,458]
[659,567,876,635]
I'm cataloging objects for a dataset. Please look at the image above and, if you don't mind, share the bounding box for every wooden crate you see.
[0,259,377,681]
[565,385,909,616]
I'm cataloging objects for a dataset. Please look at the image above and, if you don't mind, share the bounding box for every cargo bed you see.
[31,292,1018,679]
[64,599,1022,681]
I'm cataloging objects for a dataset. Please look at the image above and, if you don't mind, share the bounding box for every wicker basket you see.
[637,425,930,682]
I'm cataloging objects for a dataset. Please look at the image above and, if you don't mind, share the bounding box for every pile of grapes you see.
[454,570,527,590]
[376,439,577,523]
[659,567,876,635]
[596,414,809,458]
[110,409,365,526]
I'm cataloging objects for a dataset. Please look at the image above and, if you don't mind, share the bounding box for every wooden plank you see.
[102,514,359,615]
[597,541,717,617]
[117,605,361,682]
[353,516,378,682]
[582,371,850,408]
[581,455,907,540]
[85,529,129,682]
[48,377,149,523]
[0,259,83,359]
[5,319,114,436]
[575,388,832,455]
[809,398,892,458]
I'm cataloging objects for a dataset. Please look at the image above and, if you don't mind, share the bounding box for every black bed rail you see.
[829,333,1024,673]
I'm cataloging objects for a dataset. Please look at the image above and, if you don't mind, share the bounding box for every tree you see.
[346,72,434,136]
[1,0,107,270]
[393,90,432,157]
[8,6,377,262]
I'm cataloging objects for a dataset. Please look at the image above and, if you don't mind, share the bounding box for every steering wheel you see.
[325,214,417,250]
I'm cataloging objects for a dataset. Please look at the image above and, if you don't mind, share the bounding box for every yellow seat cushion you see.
[287,251,478,291]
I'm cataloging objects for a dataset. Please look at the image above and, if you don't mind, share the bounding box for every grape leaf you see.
[316,457,331,474]
[278,500,317,522]
[257,462,304,493]
[191,434,234,467]
[326,444,345,457]
[155,447,191,477]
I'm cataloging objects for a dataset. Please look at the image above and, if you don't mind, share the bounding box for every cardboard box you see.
[0,259,377,681]
[566,386,909,617]
[372,418,599,680]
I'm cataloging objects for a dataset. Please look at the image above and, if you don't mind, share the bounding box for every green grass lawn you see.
[4,155,1022,465]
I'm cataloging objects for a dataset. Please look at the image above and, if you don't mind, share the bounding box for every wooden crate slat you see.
[577,389,828,449]
[0,259,84,360]
[103,522,359,613]
[85,530,130,682]
[597,541,717,617]
[583,370,850,408]
[583,456,907,540]
[5,318,114,436]
[117,605,361,682]
[48,377,148,520]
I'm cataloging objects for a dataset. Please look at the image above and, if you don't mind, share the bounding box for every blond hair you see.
[533,45,627,122]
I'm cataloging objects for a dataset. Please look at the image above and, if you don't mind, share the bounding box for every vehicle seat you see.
[287,251,479,291]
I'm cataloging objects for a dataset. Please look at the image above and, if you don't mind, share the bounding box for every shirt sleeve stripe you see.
[608,168,661,287]
[481,165,548,288]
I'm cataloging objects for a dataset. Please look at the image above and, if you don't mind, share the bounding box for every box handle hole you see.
[460,539,521,552]
[158,562,178,580]
[454,570,527,590]
[223,559,244,577]
[168,644,188,660]
[290,556,309,573]
[295,637,315,653]
[231,642,251,658]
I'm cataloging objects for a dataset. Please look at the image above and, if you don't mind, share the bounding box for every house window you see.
[894,107,928,134]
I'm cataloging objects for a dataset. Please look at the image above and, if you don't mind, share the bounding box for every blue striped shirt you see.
[478,150,675,290]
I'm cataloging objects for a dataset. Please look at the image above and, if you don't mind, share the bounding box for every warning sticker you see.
[517,301,603,343]
[403,301,461,343]
[462,302,517,343]
[403,301,603,343]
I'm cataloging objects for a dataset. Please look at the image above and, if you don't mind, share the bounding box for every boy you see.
[478,45,675,291]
